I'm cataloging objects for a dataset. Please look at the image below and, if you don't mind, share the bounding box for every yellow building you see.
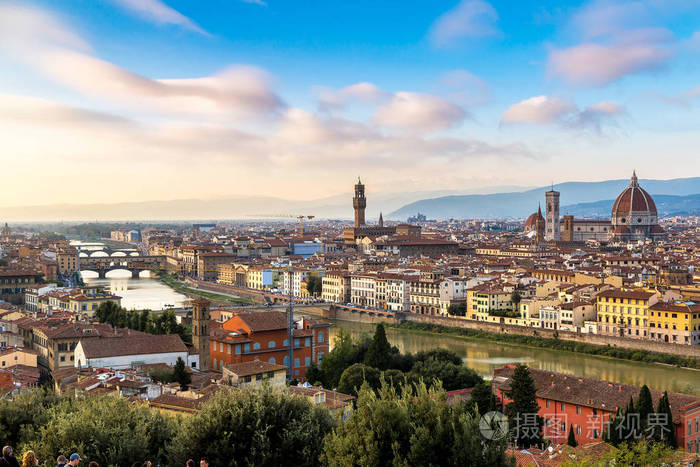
[0,347,38,369]
[68,294,121,317]
[596,289,657,339]
[56,248,78,274]
[322,271,351,303]
[466,286,515,320]
[648,302,700,345]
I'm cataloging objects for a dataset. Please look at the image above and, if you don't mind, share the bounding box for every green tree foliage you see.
[322,381,513,467]
[173,357,191,390]
[363,323,392,370]
[562,440,682,467]
[635,385,653,432]
[95,302,190,343]
[0,388,60,448]
[20,395,176,466]
[337,363,381,396]
[305,275,323,296]
[447,302,467,316]
[305,362,324,385]
[510,290,522,307]
[409,358,482,391]
[169,386,334,466]
[504,365,542,448]
[319,328,362,388]
[567,424,578,447]
[655,391,677,448]
[470,382,496,416]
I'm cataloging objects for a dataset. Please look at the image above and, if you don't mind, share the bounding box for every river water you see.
[327,319,700,396]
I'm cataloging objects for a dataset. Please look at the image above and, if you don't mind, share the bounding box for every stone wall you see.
[402,313,700,359]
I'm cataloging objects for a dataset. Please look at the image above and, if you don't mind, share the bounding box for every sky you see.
[1,0,700,207]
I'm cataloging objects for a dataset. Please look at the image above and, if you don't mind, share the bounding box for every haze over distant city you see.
[2,0,700,210]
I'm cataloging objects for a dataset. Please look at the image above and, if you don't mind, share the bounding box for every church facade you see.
[526,172,664,243]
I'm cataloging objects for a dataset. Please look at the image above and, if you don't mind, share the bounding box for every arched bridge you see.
[80,255,165,279]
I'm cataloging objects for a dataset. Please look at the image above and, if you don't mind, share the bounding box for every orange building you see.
[209,311,330,380]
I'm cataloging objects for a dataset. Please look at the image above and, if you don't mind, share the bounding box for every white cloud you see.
[501,96,576,124]
[501,95,624,132]
[111,0,208,34]
[374,92,467,132]
[548,0,675,87]
[0,5,282,119]
[316,82,387,111]
[241,0,268,5]
[429,0,500,47]
[548,41,672,87]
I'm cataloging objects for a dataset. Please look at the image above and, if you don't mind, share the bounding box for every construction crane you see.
[247,214,315,236]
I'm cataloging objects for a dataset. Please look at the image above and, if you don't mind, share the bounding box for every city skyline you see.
[2,0,700,208]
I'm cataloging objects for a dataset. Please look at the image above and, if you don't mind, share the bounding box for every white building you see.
[74,334,190,369]
[351,273,377,308]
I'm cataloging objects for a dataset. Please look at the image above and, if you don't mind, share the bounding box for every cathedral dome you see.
[524,210,545,230]
[611,171,657,222]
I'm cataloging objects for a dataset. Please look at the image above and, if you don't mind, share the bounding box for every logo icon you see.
[479,411,509,440]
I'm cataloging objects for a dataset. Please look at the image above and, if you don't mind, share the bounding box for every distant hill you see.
[562,194,700,218]
[0,185,532,222]
[388,177,700,220]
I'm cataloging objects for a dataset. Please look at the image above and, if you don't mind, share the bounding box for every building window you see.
[546,400,550,408]
[253,343,261,350]
[305,356,311,366]
[318,331,324,343]
[235,344,241,354]
[576,406,581,415]
[269,357,276,364]
[244,343,250,353]
[305,337,311,347]
[268,341,276,348]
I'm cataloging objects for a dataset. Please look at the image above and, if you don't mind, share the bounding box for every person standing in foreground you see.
[21,452,38,467]
[56,455,67,467]
[68,454,80,466]
[0,446,20,467]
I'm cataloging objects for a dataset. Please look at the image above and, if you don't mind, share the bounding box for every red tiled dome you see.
[525,210,545,229]
[613,225,630,234]
[612,172,657,217]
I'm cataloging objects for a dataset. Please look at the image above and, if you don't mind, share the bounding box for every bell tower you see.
[545,187,560,241]
[353,177,366,228]
[192,298,210,371]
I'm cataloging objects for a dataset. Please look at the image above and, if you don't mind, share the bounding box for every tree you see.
[322,381,512,467]
[470,382,496,415]
[409,359,482,391]
[655,391,677,448]
[319,328,361,388]
[448,302,467,316]
[0,388,60,448]
[504,365,542,448]
[363,323,392,370]
[567,424,578,447]
[337,363,380,396]
[21,395,176,466]
[173,357,191,390]
[169,386,334,466]
[635,385,654,432]
[510,290,522,308]
[305,362,323,385]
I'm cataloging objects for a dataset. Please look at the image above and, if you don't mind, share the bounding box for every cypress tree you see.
[635,385,653,431]
[364,323,392,370]
[656,391,677,449]
[567,424,577,447]
[504,364,542,448]
[173,357,191,391]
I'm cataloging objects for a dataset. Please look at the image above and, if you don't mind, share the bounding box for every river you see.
[327,319,700,396]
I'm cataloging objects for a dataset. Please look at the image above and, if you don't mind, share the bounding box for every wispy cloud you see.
[428,0,500,48]
[111,0,209,35]
[501,95,624,133]
[548,0,675,87]
[241,0,268,6]
[0,5,282,120]
[374,92,467,132]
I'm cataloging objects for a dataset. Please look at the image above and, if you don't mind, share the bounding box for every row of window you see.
[213,332,325,354]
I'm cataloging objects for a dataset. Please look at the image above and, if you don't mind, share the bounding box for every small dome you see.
[612,171,657,218]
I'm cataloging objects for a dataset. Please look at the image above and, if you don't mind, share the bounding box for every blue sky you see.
[1,0,699,206]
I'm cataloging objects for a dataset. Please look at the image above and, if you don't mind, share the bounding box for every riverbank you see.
[157,273,255,306]
[390,321,700,370]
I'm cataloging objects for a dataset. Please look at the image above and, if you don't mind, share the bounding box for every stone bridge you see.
[80,255,165,278]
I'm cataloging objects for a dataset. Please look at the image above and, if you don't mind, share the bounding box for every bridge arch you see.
[90,251,109,258]
[111,251,127,257]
